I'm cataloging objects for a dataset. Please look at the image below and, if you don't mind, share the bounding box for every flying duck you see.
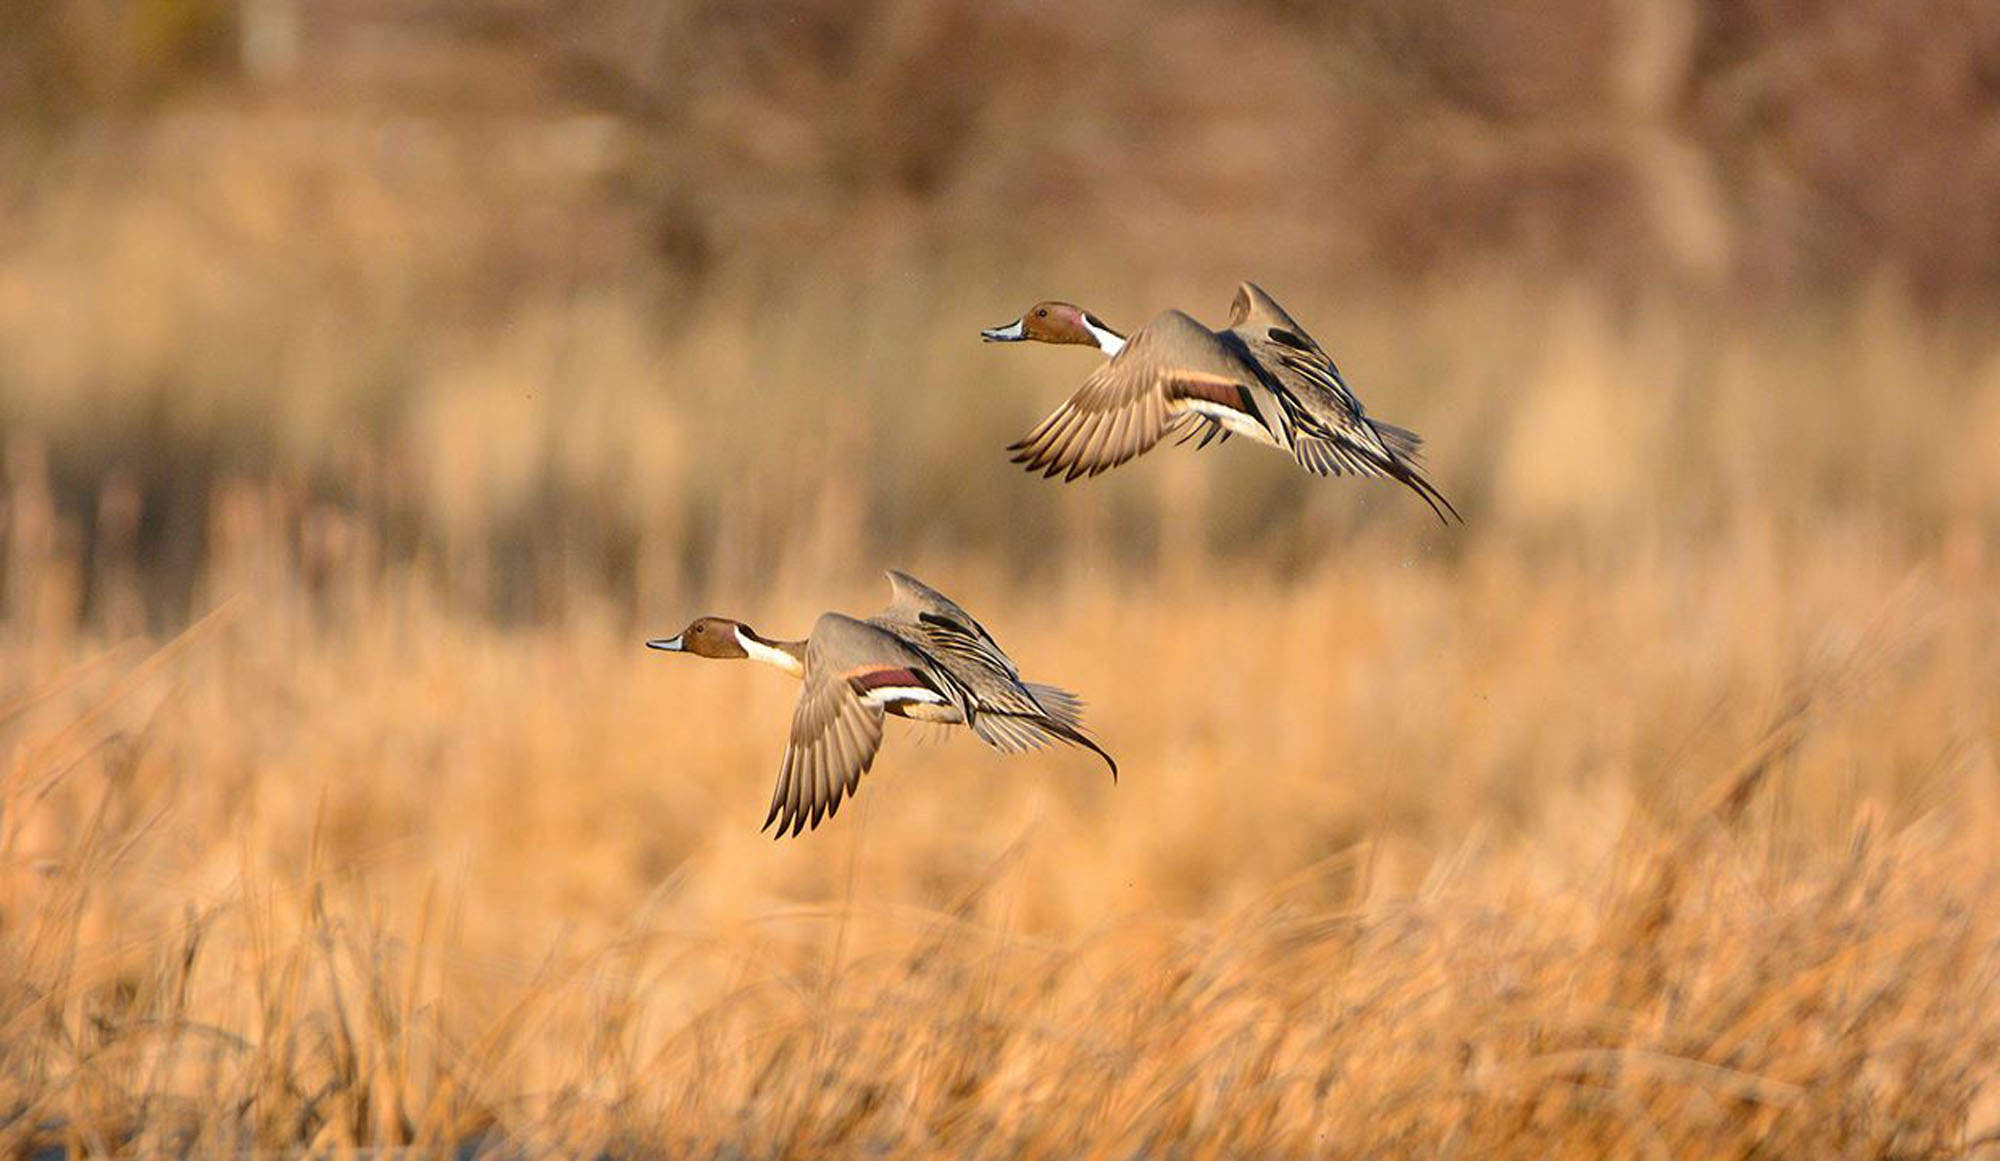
[646,570,1115,838]
[981,281,1460,523]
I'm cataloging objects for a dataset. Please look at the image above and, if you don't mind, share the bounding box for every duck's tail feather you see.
[1024,682,1085,730]
[1367,420,1461,523]
[1293,423,1462,526]
[972,712,1055,754]
[1385,453,1462,525]
[1032,714,1119,781]
[1370,419,1423,461]
[972,710,1119,782]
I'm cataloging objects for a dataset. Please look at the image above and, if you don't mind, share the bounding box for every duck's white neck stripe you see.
[1083,317,1126,356]
[735,627,805,678]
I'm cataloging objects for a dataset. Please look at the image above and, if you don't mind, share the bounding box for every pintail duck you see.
[981,281,1461,523]
[647,570,1115,838]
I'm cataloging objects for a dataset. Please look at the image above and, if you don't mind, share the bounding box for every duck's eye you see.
[1036,309,1048,318]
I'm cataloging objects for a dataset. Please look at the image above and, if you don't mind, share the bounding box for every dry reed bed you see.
[0,505,1994,1154]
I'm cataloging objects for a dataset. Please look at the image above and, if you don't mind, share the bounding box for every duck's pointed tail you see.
[971,705,1118,782]
[1293,419,1462,525]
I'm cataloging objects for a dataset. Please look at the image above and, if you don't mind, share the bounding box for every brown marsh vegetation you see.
[1,0,1998,1154]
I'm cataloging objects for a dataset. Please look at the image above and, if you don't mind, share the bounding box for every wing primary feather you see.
[1036,418,1074,478]
[822,731,841,821]
[1052,411,1095,480]
[1065,413,1109,481]
[763,764,787,833]
[769,755,795,839]
[1046,418,1078,470]
[809,746,828,829]
[789,753,809,837]
[1097,409,1126,473]
[1022,412,1067,475]
[829,711,861,810]
[848,721,872,795]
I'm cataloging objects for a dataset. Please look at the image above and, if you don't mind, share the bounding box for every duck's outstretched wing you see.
[881,570,1020,676]
[1228,282,1462,524]
[1228,281,1326,354]
[763,613,921,839]
[875,571,1117,779]
[878,572,1044,717]
[1009,311,1257,482]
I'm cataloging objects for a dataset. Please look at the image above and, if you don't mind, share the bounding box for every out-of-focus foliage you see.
[0,0,237,125]
[2,0,1997,624]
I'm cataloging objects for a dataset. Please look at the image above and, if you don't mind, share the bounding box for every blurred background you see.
[0,1,1997,1153]
[2,0,1997,624]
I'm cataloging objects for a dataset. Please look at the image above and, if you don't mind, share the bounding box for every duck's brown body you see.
[983,281,1460,523]
[647,571,1114,838]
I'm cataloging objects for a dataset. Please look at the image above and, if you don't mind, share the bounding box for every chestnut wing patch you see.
[848,666,934,694]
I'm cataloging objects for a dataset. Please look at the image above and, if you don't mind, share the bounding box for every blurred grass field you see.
[3,0,1999,1155]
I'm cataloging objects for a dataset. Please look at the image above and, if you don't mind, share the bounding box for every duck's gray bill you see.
[646,636,684,652]
[981,320,1026,342]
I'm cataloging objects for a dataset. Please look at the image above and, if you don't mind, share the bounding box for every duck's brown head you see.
[648,616,808,677]
[982,302,1123,351]
[646,616,749,660]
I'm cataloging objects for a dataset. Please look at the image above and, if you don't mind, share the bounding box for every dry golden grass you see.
[1,463,1996,1154]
